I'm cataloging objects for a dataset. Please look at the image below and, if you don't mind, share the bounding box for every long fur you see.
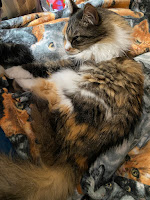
[0,155,75,200]
[0,1,144,200]
[0,97,78,200]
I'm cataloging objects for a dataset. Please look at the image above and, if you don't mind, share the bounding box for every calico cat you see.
[0,1,144,200]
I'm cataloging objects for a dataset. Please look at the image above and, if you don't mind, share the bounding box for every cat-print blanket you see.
[0,0,150,199]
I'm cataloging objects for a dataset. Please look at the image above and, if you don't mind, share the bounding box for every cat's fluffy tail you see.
[0,154,76,200]
[0,43,34,66]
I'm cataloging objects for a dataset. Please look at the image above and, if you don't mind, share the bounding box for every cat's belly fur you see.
[5,57,143,170]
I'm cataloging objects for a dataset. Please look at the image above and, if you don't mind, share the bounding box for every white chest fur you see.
[68,25,131,63]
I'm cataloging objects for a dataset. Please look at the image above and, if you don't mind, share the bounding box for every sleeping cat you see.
[0,0,144,200]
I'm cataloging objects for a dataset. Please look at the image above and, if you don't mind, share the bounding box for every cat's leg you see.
[5,66,34,79]
[3,59,77,91]
[4,59,77,80]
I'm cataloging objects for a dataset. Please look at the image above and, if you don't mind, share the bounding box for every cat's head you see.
[64,1,105,54]
[64,0,132,62]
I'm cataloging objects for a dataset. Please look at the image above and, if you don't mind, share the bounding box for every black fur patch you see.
[0,43,34,66]
[22,64,49,78]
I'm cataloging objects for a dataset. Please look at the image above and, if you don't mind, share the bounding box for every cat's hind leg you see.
[5,67,60,109]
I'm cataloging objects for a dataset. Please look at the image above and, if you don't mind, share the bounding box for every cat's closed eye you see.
[72,36,81,44]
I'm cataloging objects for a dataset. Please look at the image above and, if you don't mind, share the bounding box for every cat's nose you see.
[65,40,72,52]
[65,47,71,52]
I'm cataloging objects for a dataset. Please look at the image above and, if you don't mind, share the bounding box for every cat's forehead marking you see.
[67,21,82,39]
[67,13,81,32]
[66,25,72,37]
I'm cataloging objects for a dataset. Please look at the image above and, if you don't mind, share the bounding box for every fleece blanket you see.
[0,0,150,199]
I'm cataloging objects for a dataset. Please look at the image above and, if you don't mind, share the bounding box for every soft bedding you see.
[0,0,150,199]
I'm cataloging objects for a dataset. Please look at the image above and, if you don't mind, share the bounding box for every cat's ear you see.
[67,0,79,15]
[82,3,100,26]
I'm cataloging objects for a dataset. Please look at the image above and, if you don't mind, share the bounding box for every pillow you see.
[40,0,65,12]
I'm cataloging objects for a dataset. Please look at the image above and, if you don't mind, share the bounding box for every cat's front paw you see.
[5,66,33,79]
